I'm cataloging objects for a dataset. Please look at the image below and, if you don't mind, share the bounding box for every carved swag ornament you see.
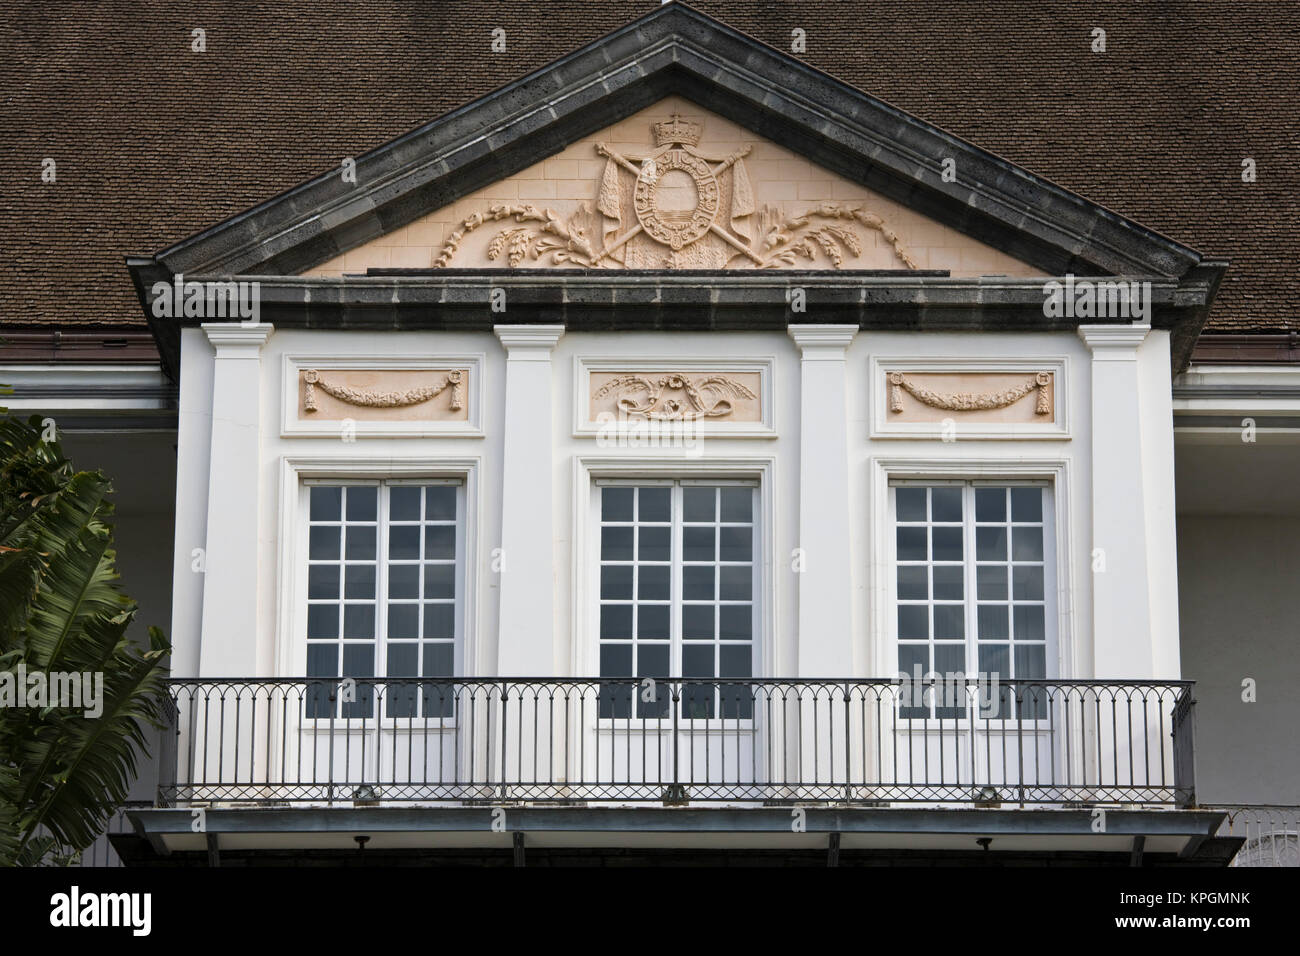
[303,369,464,412]
[434,116,918,271]
[889,372,1052,415]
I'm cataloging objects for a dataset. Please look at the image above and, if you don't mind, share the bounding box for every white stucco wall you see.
[171,322,1181,683]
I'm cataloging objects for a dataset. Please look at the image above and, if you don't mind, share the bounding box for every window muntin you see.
[304,481,462,718]
[597,482,757,720]
[893,482,1053,720]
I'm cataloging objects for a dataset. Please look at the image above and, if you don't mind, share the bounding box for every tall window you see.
[892,482,1054,718]
[597,481,758,719]
[304,480,462,718]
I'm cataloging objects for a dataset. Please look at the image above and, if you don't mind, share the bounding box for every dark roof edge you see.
[134,269,1223,380]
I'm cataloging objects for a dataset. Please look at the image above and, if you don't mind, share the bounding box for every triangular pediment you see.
[303,97,1046,278]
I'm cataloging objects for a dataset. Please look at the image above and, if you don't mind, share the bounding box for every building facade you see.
[5,3,1297,866]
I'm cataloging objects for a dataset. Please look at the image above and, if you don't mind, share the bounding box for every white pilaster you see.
[788,324,858,676]
[198,322,272,677]
[494,325,565,677]
[1077,324,1161,678]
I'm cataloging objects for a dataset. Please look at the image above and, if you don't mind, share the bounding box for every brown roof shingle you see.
[1,0,1296,335]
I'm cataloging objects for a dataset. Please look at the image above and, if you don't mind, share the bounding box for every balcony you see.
[157,677,1196,809]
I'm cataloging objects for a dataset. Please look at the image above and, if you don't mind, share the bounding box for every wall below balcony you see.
[1177,514,1300,805]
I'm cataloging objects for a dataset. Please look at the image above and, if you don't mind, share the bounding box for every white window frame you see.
[593,478,760,695]
[888,479,1058,724]
[867,456,1076,683]
[276,455,482,705]
[572,456,777,684]
[301,478,466,721]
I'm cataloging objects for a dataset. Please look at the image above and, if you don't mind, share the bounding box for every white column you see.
[1077,324,1157,678]
[494,325,565,677]
[197,322,272,677]
[788,324,858,677]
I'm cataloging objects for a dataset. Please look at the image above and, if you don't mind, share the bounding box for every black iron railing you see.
[159,677,1196,808]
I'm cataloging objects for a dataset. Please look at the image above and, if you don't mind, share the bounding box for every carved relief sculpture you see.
[434,116,918,271]
[889,372,1052,415]
[299,369,467,421]
[591,372,760,421]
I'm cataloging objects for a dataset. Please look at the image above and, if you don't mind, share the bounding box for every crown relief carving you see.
[433,116,919,271]
[303,368,464,412]
[592,372,758,421]
[889,372,1052,415]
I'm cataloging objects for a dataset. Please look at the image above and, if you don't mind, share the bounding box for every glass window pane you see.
[682,487,715,522]
[974,487,1005,523]
[423,564,456,600]
[308,564,339,600]
[343,604,375,640]
[720,487,752,523]
[977,565,1007,600]
[600,604,633,639]
[344,563,375,599]
[977,605,1009,641]
[638,526,670,562]
[307,604,338,640]
[342,641,375,677]
[1015,644,1046,680]
[424,525,456,560]
[718,526,751,563]
[600,643,633,676]
[931,526,962,562]
[719,605,750,641]
[933,604,964,641]
[309,526,340,561]
[310,486,342,521]
[389,486,421,521]
[601,526,633,561]
[719,644,751,680]
[602,487,634,522]
[344,526,376,561]
[387,642,418,677]
[975,526,1006,561]
[682,605,714,640]
[388,526,420,560]
[897,526,927,561]
[682,643,714,679]
[1012,565,1044,601]
[978,643,1009,682]
[387,604,419,640]
[897,565,928,600]
[345,486,377,522]
[1012,526,1044,561]
[638,487,670,523]
[931,487,962,523]
[425,486,457,521]
[638,565,670,601]
[306,643,338,678]
[683,526,715,562]
[898,605,928,640]
[637,643,670,679]
[682,566,715,601]
[388,565,419,600]
[600,565,633,600]
[719,565,751,601]
[423,604,455,640]
[932,565,963,600]
[1014,604,1046,642]
[896,487,926,522]
[638,604,670,639]
[1010,487,1042,522]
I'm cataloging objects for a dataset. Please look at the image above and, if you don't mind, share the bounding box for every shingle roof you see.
[1,0,1296,337]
